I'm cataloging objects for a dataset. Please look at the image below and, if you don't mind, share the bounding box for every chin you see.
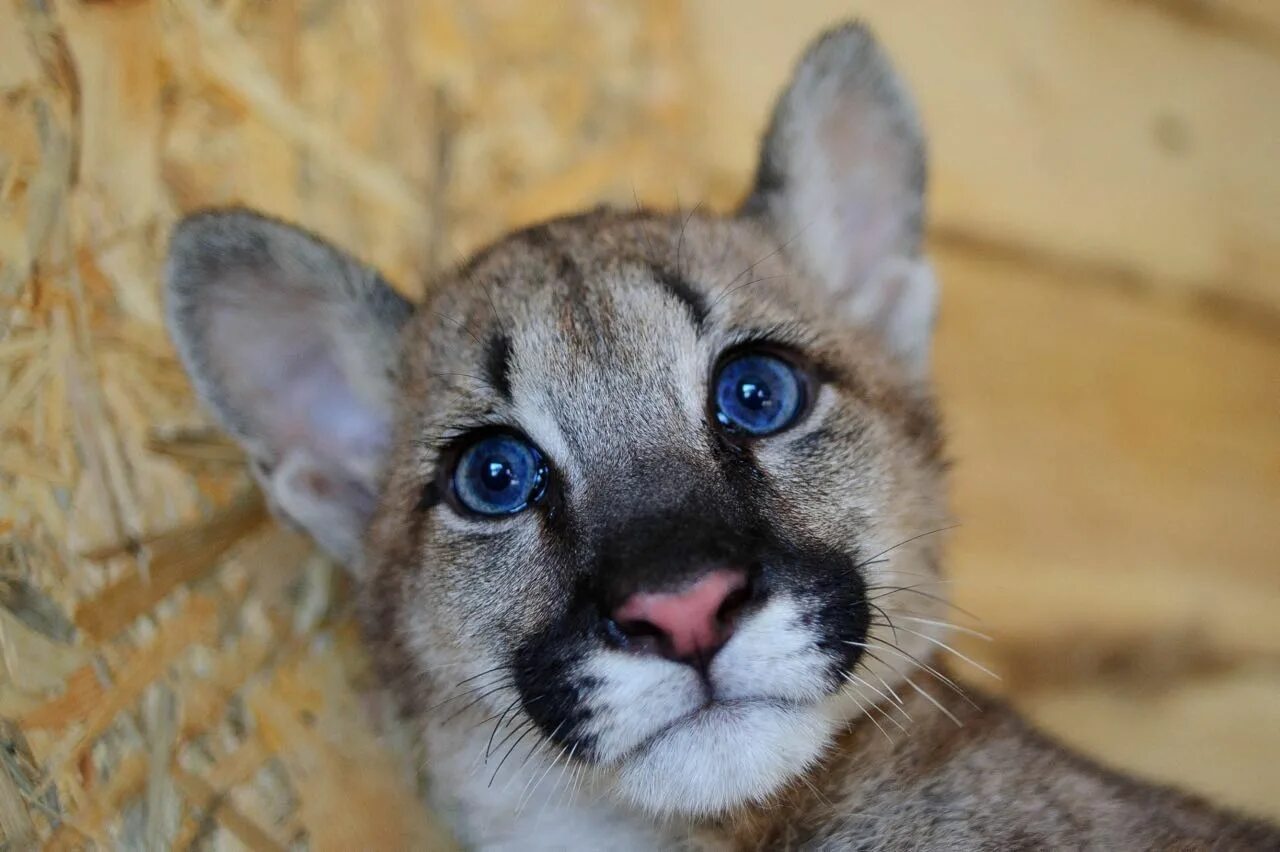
[613,699,838,817]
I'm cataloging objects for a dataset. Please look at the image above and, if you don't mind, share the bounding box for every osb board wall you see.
[1,1,1278,850]
[1,1,697,848]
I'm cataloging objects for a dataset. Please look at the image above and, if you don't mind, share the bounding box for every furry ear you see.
[165,208,412,564]
[741,23,936,376]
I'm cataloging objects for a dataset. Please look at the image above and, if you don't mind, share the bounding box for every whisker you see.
[453,665,510,687]
[844,672,911,721]
[865,581,954,598]
[485,694,529,758]
[517,737,569,816]
[889,626,1001,681]
[855,645,915,690]
[574,757,592,803]
[427,677,516,714]
[855,524,960,571]
[846,639,978,709]
[906,677,962,727]
[712,273,790,305]
[890,614,993,642]
[709,225,809,309]
[489,721,540,787]
[544,740,580,817]
[866,692,912,733]
[858,635,967,693]
[857,658,905,708]
[795,769,835,809]
[431,310,486,349]
[519,727,555,771]
[866,585,982,622]
[894,607,988,628]
[470,708,507,737]
[866,600,901,644]
[431,371,498,391]
[844,690,898,746]
[870,569,952,581]
[490,715,532,756]
[442,682,518,723]
[676,200,703,279]
[561,753,587,810]
[476,274,510,340]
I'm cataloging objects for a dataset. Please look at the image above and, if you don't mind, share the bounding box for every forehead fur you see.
[396,208,937,462]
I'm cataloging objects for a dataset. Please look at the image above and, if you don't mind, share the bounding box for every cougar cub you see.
[165,23,1277,851]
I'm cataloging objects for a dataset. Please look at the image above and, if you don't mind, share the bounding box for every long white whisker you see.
[846,639,978,709]
[866,580,955,599]
[894,608,988,628]
[845,689,897,745]
[906,677,962,727]
[541,740,579,819]
[869,570,950,581]
[795,770,835,808]
[564,756,587,809]
[890,614,992,641]
[843,677,909,734]
[859,660,905,707]
[845,672,911,720]
[869,586,983,621]
[890,626,1001,680]
[519,742,568,816]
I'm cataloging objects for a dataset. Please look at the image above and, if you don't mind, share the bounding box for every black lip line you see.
[611,695,808,764]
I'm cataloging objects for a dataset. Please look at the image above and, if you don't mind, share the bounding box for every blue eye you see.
[452,433,548,516]
[713,351,807,436]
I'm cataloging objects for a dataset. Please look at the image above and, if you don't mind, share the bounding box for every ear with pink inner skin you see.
[165,208,413,565]
[741,23,937,377]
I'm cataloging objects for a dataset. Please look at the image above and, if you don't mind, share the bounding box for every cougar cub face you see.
[167,25,947,817]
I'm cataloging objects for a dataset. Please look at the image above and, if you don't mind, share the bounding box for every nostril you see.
[613,616,664,641]
[607,616,665,655]
[716,576,754,627]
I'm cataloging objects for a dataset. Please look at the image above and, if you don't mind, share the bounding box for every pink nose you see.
[611,569,749,665]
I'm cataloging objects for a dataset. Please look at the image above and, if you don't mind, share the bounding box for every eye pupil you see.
[452,434,547,516]
[736,377,772,412]
[713,352,805,436]
[482,458,516,492]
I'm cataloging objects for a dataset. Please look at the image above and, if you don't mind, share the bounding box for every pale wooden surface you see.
[1,1,1277,848]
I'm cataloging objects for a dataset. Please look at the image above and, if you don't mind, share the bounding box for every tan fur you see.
[165,22,1278,851]
[706,685,1277,850]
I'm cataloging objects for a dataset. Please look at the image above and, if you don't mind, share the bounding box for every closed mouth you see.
[619,695,806,762]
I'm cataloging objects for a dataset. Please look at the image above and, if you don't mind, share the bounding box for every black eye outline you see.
[438,428,551,518]
[709,345,815,439]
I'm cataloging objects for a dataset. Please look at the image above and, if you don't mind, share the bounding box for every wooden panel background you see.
[1,1,1276,848]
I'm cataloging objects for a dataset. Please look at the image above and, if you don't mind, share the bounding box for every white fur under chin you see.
[615,700,836,816]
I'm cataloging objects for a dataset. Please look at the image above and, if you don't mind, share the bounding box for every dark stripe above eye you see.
[484,332,513,401]
[653,266,709,330]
